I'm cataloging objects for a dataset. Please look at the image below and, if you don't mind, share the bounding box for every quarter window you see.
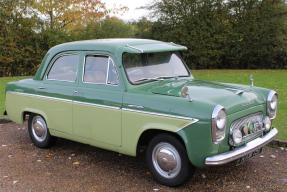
[47,54,79,81]
[83,55,118,85]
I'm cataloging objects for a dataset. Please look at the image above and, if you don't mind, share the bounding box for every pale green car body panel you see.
[6,91,195,157]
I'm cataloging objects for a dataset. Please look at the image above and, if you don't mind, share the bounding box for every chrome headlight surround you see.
[267,90,278,119]
[211,105,227,143]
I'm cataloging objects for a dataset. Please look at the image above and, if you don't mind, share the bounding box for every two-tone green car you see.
[5,39,278,186]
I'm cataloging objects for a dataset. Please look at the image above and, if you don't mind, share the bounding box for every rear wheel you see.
[28,114,55,148]
[146,134,193,187]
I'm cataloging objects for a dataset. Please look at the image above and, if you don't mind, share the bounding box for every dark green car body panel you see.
[5,39,273,167]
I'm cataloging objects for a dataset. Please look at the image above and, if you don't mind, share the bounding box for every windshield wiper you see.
[134,77,165,83]
[134,75,188,83]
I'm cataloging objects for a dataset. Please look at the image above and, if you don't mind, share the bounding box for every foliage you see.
[32,0,107,31]
[81,17,135,39]
[1,0,287,77]
[147,0,287,69]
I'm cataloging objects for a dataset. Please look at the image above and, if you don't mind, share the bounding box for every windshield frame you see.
[122,51,191,85]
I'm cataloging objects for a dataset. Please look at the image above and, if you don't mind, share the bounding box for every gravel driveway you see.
[0,122,286,192]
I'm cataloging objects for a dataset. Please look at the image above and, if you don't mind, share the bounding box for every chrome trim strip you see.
[7,91,199,125]
[205,128,278,166]
[127,104,144,109]
[7,91,73,104]
[122,107,199,126]
[106,57,111,84]
[73,100,120,110]
[7,91,120,110]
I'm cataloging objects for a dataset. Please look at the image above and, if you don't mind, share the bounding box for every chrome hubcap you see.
[152,142,181,179]
[32,116,47,142]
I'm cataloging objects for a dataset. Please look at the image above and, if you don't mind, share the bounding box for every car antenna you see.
[249,74,254,87]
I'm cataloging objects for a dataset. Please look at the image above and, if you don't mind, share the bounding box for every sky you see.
[102,0,152,21]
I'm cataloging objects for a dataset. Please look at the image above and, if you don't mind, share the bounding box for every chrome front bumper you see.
[205,128,278,166]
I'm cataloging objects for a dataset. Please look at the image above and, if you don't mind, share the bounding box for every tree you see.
[81,17,135,39]
[0,0,42,76]
[147,0,287,69]
[32,0,107,31]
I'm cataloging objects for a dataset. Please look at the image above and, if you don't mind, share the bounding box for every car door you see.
[38,52,80,134]
[73,53,123,146]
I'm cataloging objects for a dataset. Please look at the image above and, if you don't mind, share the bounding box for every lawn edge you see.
[269,140,287,148]
[0,116,12,124]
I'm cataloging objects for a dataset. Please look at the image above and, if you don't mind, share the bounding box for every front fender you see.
[119,108,198,156]
[177,120,220,167]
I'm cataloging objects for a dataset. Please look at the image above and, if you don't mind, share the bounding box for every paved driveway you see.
[0,122,286,192]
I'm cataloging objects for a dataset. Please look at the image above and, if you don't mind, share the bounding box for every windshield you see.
[123,52,190,84]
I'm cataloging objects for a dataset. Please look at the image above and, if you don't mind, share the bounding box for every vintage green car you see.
[5,39,278,186]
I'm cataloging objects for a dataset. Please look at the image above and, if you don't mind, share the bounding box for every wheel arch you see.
[21,108,48,125]
[136,129,187,157]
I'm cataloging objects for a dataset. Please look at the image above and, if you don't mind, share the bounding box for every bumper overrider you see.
[205,128,278,166]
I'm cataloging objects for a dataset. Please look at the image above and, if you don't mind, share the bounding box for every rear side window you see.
[83,55,119,85]
[47,54,79,81]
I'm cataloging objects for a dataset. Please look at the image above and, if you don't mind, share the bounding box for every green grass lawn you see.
[0,70,286,140]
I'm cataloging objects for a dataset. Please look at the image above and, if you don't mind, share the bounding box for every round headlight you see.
[269,95,277,110]
[211,105,227,143]
[263,116,272,131]
[267,90,278,119]
[232,129,243,144]
[216,110,227,130]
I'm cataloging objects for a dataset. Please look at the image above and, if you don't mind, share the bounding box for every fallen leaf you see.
[3,176,8,178]
[71,153,76,157]
[201,174,207,179]
[73,161,80,165]
[8,155,13,158]
[270,155,276,159]
[259,155,264,158]
[37,159,42,162]
[246,185,250,189]
[13,180,18,185]
[153,188,160,191]
[1,144,7,147]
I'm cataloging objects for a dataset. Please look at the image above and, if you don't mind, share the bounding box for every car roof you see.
[34,38,187,80]
[49,38,187,54]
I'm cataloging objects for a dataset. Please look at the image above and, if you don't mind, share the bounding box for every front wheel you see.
[28,114,55,148]
[146,134,193,187]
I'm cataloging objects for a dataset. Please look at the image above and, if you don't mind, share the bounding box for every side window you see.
[47,54,79,81]
[107,59,119,85]
[83,55,119,85]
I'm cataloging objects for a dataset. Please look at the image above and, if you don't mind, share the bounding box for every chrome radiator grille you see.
[229,113,264,146]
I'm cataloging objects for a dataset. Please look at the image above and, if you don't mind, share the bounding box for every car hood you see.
[146,79,266,114]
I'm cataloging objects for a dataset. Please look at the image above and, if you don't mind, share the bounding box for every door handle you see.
[127,104,144,109]
[74,90,78,94]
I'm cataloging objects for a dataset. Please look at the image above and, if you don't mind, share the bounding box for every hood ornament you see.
[249,74,254,87]
[181,86,192,102]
